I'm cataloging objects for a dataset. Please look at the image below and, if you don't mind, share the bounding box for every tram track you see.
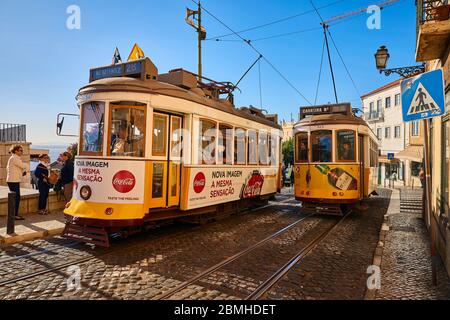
[0,197,297,288]
[155,212,348,300]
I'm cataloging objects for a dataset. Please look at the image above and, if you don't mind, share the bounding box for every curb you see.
[364,188,399,300]
[0,227,65,245]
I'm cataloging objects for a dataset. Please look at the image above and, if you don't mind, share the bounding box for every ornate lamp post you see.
[375,46,425,78]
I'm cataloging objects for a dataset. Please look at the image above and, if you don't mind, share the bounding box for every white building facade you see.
[361,79,410,186]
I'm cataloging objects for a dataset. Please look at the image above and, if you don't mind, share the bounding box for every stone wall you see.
[0,142,32,188]
[0,191,66,216]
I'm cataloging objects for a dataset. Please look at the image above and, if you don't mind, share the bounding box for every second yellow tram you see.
[293,103,379,215]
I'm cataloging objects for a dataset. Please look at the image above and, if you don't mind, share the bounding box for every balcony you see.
[416,0,450,61]
[0,123,26,143]
[364,111,384,123]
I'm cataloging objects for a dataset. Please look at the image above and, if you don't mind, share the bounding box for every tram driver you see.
[111,124,130,156]
[339,140,354,161]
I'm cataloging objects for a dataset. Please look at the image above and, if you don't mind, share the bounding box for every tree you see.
[282,138,294,167]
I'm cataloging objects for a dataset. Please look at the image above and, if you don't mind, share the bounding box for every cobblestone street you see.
[0,189,420,300]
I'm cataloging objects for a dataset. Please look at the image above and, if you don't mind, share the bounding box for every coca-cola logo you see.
[241,171,265,199]
[112,170,136,193]
[193,172,206,194]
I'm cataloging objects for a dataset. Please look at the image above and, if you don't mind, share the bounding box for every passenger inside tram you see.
[311,131,332,162]
[111,124,130,156]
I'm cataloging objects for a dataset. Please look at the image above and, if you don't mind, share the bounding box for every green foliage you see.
[282,138,294,166]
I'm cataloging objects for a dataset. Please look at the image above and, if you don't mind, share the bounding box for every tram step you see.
[62,223,110,247]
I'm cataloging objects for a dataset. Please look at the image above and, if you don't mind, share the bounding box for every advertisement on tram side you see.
[74,159,145,204]
[186,167,278,210]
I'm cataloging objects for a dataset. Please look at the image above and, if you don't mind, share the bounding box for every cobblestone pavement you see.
[375,188,450,300]
[0,189,394,300]
[262,189,393,300]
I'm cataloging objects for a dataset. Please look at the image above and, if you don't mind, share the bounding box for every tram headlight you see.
[80,186,92,201]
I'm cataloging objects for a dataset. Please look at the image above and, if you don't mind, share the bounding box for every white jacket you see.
[6,154,26,183]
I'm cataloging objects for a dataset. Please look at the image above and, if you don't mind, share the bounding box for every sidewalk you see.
[367,188,450,300]
[0,211,66,245]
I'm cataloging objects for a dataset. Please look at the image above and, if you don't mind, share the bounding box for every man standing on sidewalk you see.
[6,144,26,220]
[59,152,74,203]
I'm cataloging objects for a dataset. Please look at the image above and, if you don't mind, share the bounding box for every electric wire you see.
[206,0,345,41]
[314,37,326,105]
[192,0,312,105]
[258,59,263,109]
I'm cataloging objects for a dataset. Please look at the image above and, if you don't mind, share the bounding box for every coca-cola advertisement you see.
[112,170,136,193]
[193,172,206,194]
[240,170,265,199]
[74,159,144,204]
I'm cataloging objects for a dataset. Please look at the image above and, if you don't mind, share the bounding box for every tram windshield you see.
[296,132,309,162]
[81,102,105,154]
[110,106,146,157]
[336,130,355,161]
[311,130,332,163]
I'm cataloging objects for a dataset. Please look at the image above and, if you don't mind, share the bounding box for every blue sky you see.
[0,0,417,144]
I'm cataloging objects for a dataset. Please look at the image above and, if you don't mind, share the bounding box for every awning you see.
[379,156,400,164]
[396,146,423,162]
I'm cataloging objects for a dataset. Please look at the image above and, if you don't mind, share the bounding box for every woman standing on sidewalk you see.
[59,152,74,202]
[6,144,26,220]
[34,154,51,215]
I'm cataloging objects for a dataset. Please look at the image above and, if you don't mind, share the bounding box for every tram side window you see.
[311,130,332,163]
[199,120,217,165]
[295,133,308,162]
[81,102,105,154]
[219,124,233,165]
[110,107,146,157]
[259,131,269,165]
[234,128,246,165]
[336,130,355,161]
[248,130,258,164]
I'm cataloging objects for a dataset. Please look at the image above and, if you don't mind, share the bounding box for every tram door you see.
[358,134,365,198]
[150,112,182,208]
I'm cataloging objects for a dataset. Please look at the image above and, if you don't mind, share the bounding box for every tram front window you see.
[296,133,308,162]
[110,106,146,157]
[311,130,332,163]
[81,102,105,154]
[337,131,355,161]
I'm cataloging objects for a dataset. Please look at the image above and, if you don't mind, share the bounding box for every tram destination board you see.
[300,103,351,119]
[90,60,144,82]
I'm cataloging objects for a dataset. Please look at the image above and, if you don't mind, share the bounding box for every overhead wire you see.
[192,0,312,105]
[206,0,346,41]
[314,37,326,105]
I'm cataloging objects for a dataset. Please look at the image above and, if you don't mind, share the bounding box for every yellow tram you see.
[60,54,283,246]
[293,103,379,215]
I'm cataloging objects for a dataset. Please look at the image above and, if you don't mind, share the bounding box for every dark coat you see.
[60,159,74,185]
[34,163,49,187]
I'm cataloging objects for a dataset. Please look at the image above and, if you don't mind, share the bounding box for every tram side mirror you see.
[56,113,79,137]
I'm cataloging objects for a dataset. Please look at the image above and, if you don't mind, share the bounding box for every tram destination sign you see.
[89,58,158,82]
[300,103,351,119]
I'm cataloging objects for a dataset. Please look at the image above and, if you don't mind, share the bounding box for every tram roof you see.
[78,77,282,130]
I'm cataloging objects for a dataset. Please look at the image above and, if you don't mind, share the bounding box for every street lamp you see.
[374,45,425,78]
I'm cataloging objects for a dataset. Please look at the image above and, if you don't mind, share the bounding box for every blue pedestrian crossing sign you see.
[401,69,445,122]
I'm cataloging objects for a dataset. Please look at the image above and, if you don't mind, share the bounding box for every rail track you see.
[0,198,296,288]
[155,213,348,300]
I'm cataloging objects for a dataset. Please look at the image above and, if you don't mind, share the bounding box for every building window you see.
[311,130,332,163]
[411,161,421,177]
[412,121,420,136]
[385,97,391,108]
[385,127,391,139]
[395,94,400,106]
[394,126,401,138]
[377,99,382,112]
[369,102,374,118]
[377,128,382,140]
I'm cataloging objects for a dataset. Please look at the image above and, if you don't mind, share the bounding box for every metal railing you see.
[364,111,384,122]
[418,0,450,24]
[0,123,26,142]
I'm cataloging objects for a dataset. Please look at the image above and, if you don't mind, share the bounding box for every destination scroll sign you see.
[90,60,143,81]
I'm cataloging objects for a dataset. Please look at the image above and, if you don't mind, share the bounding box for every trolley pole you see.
[197,0,202,80]
[7,192,16,235]
[423,119,437,286]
